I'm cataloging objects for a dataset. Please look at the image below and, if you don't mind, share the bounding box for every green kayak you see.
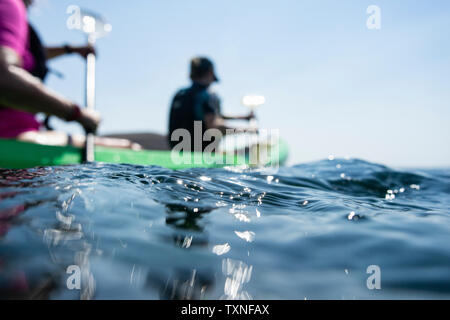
[0,138,288,170]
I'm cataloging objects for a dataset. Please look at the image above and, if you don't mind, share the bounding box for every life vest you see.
[28,24,48,81]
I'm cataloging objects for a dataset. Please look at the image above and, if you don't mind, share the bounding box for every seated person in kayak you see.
[168,56,255,152]
[0,0,137,149]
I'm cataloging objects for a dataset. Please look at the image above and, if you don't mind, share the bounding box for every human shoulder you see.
[0,0,25,21]
[0,0,27,53]
[207,90,220,101]
[175,85,195,96]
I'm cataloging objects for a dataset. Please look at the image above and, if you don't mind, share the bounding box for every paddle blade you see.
[242,95,266,109]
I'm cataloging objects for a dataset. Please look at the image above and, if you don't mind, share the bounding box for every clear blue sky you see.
[28,0,450,167]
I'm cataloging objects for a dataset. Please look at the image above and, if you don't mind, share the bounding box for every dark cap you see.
[190,56,219,82]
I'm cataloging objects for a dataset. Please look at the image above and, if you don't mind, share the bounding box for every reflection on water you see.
[0,168,59,299]
[222,258,253,300]
[1,160,450,299]
[43,188,95,299]
[161,188,255,300]
[146,268,215,300]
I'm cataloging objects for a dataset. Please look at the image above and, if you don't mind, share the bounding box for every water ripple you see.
[0,159,449,299]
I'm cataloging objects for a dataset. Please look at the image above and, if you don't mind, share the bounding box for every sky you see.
[28,0,450,168]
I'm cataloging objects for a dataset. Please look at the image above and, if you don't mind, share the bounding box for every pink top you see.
[0,0,40,138]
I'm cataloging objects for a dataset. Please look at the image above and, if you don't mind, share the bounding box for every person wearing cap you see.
[168,56,254,152]
[0,0,138,149]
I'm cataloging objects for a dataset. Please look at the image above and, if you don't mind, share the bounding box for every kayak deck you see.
[0,138,288,169]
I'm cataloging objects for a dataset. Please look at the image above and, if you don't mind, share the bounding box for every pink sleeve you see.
[0,0,27,55]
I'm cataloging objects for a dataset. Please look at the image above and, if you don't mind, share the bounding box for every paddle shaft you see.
[84,37,96,162]
[249,106,258,130]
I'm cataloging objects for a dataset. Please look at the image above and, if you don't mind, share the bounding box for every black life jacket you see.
[168,84,220,152]
[28,24,55,129]
[28,24,48,81]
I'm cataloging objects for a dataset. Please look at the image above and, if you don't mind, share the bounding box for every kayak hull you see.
[0,138,288,169]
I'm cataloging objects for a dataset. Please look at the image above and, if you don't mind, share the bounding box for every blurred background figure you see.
[168,56,254,152]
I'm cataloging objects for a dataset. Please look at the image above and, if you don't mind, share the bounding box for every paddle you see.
[67,7,112,162]
[83,34,97,162]
[240,95,266,164]
[242,94,265,131]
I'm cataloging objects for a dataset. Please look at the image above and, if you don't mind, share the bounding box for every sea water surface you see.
[0,159,449,299]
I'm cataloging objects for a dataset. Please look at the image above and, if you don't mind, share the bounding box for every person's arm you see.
[203,95,256,134]
[204,113,257,135]
[204,113,232,134]
[0,46,99,132]
[45,45,95,60]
